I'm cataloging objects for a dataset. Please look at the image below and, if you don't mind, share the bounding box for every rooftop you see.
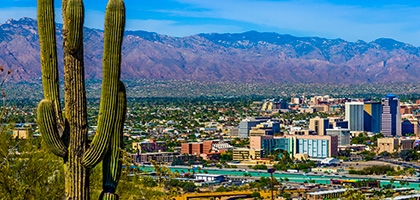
[307,188,347,196]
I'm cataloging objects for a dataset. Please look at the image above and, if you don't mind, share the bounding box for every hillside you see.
[1,18,420,83]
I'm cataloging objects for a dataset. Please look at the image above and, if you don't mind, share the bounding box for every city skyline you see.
[2,0,420,46]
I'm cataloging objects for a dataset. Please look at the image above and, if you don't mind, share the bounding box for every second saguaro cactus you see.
[37,0,126,199]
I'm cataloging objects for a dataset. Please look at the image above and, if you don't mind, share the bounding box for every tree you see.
[216,186,229,192]
[182,182,197,193]
[36,0,127,199]
[351,133,369,145]
[220,151,233,162]
[399,149,418,161]
[251,191,261,198]
[140,176,158,187]
[342,186,366,200]
[252,164,268,170]
[389,178,395,188]
[0,134,65,199]
[378,151,391,158]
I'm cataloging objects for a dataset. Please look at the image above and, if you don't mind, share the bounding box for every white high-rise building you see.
[345,102,364,132]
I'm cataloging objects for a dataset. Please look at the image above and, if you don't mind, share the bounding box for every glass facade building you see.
[381,94,401,137]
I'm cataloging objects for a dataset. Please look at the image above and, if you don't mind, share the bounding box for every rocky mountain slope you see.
[1,17,420,84]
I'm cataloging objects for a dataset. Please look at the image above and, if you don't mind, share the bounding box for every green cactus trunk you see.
[36,0,126,199]
[62,0,90,198]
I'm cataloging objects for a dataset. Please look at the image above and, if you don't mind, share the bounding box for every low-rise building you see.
[228,127,239,137]
[401,119,419,136]
[250,135,291,155]
[306,189,348,200]
[251,134,338,159]
[377,137,415,153]
[232,148,263,161]
[194,174,226,183]
[326,127,351,146]
[132,140,167,153]
[287,134,338,158]
[131,152,182,163]
[249,127,271,136]
[181,142,203,155]
[290,129,316,136]
[12,127,32,139]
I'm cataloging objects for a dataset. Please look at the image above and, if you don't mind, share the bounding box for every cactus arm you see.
[82,0,126,169]
[66,0,84,52]
[37,99,68,157]
[100,81,126,200]
[37,0,61,114]
[37,0,66,138]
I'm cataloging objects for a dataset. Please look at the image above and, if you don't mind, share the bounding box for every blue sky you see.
[3,0,420,46]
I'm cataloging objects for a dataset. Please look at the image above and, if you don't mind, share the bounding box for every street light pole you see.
[268,168,276,200]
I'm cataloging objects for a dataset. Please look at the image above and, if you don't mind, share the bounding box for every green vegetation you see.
[342,186,366,200]
[272,150,316,171]
[251,191,261,198]
[349,165,394,175]
[252,164,268,170]
[399,149,420,161]
[348,165,416,176]
[351,132,384,146]
[0,133,64,199]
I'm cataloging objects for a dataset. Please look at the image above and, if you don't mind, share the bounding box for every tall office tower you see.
[381,94,401,137]
[345,102,364,131]
[309,117,329,135]
[364,102,382,133]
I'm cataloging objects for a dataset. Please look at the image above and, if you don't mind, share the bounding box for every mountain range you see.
[1,17,420,84]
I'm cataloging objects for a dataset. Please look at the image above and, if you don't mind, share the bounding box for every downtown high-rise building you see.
[364,102,382,133]
[381,94,401,137]
[345,102,364,132]
[309,117,329,135]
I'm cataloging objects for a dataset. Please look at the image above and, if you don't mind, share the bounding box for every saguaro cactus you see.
[37,0,126,199]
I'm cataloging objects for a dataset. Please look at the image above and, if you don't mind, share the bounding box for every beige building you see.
[228,127,239,137]
[294,153,309,160]
[309,117,329,135]
[311,104,329,113]
[13,127,32,139]
[250,135,272,150]
[377,137,415,153]
[290,129,316,136]
[249,127,267,136]
[232,148,263,161]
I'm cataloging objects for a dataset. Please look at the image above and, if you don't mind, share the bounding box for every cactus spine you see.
[36,0,126,199]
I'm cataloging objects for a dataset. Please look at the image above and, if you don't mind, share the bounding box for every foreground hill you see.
[1,18,420,83]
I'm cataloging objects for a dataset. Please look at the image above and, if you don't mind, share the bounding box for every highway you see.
[139,165,420,189]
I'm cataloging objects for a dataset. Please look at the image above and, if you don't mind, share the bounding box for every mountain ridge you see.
[1,17,420,84]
